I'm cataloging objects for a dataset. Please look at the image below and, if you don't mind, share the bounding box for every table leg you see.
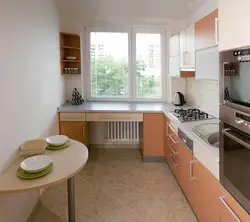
[67,177,76,222]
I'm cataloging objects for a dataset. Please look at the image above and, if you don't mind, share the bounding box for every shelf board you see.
[61,46,80,50]
[62,60,80,63]
[63,73,81,75]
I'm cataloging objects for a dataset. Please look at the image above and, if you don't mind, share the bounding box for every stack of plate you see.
[46,135,70,150]
[17,155,53,180]
[20,139,47,157]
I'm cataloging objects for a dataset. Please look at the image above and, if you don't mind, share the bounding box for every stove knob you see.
[183,138,187,144]
[235,119,244,125]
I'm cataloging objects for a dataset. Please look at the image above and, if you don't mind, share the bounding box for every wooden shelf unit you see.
[60,33,81,75]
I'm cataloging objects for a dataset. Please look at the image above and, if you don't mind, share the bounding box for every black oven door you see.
[220,122,250,214]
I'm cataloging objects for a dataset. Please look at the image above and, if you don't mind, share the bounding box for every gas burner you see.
[172,108,214,122]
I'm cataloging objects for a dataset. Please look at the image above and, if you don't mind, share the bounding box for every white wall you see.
[0,1,64,222]
[183,0,219,116]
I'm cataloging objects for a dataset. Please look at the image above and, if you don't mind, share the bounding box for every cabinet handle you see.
[169,154,179,167]
[168,123,177,133]
[219,196,241,222]
[169,144,178,155]
[168,134,179,144]
[215,17,219,45]
[190,160,196,181]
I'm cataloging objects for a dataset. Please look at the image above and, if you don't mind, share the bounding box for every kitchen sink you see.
[206,132,220,148]
[192,123,219,148]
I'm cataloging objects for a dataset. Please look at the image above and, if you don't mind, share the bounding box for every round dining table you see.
[0,139,89,222]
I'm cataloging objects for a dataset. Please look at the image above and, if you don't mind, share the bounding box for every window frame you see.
[85,26,167,102]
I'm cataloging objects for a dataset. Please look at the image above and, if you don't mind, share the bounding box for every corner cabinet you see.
[195,9,218,51]
[219,0,250,51]
[59,113,89,146]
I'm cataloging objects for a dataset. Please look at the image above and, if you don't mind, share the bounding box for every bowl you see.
[20,139,47,156]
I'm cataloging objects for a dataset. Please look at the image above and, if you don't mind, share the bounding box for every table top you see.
[0,140,88,193]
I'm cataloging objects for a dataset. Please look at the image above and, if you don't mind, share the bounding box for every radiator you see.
[107,121,139,144]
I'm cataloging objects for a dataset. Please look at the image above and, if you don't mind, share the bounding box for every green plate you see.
[46,140,71,150]
[17,163,53,180]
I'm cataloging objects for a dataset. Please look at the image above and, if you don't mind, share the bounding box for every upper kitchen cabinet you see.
[219,0,250,51]
[60,33,81,75]
[169,34,180,57]
[180,25,195,70]
[195,9,218,51]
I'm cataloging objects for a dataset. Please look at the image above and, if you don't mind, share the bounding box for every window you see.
[87,28,166,101]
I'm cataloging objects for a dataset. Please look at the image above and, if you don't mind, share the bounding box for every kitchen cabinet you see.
[180,25,195,70]
[219,0,250,51]
[143,113,165,158]
[169,56,180,77]
[165,120,180,181]
[169,34,180,57]
[195,46,219,80]
[195,9,218,51]
[60,121,89,145]
[191,157,221,222]
[178,142,194,206]
[218,188,250,222]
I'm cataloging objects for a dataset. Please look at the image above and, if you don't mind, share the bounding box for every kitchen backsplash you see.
[185,78,219,117]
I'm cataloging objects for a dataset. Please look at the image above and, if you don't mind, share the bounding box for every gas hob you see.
[171,108,215,122]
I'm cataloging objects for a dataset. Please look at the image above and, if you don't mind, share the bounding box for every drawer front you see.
[60,113,86,122]
[86,113,143,122]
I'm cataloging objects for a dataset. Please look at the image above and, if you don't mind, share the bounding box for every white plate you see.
[20,155,52,173]
[46,135,69,146]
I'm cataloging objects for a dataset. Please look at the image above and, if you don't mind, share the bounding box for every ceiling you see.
[56,0,207,22]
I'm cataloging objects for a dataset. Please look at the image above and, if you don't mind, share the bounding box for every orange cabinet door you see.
[195,9,218,50]
[60,121,88,145]
[178,143,194,204]
[218,188,250,222]
[143,113,165,157]
[191,157,221,222]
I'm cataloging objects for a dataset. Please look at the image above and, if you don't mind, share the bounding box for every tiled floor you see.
[28,148,197,222]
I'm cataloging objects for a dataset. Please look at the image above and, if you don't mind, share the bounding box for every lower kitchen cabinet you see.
[191,157,221,222]
[60,121,89,145]
[143,113,165,158]
[178,142,194,206]
[218,188,250,222]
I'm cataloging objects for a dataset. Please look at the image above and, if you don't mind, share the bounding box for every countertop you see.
[58,101,219,161]
[58,101,190,113]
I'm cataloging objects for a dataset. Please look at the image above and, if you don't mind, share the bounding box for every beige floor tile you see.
[29,148,196,222]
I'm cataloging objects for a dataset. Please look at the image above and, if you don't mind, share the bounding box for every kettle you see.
[174,92,186,106]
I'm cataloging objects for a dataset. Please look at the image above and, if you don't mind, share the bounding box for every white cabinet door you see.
[186,25,195,67]
[169,56,180,77]
[169,34,180,57]
[196,46,219,80]
[219,0,250,51]
[180,25,195,70]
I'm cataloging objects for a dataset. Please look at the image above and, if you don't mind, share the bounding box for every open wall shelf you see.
[60,33,81,75]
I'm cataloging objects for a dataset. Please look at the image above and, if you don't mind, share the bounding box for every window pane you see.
[136,33,162,98]
[90,32,129,97]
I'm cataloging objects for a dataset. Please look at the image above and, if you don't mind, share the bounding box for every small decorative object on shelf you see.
[71,88,84,105]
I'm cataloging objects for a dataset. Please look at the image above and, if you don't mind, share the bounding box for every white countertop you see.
[58,101,219,162]
[58,102,191,113]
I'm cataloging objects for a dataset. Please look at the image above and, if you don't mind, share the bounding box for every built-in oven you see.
[220,47,250,114]
[220,105,250,214]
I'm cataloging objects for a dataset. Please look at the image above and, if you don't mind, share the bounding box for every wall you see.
[0,1,64,222]
[184,0,219,116]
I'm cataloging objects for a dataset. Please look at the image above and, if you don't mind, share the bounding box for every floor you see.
[28,148,197,222]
